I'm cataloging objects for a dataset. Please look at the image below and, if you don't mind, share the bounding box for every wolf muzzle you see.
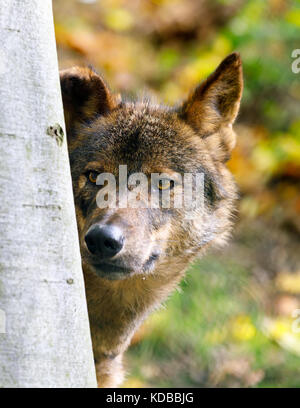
[85,224,124,259]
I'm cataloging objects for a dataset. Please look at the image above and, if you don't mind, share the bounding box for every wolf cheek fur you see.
[60,52,243,387]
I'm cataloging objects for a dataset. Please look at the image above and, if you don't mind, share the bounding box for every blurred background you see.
[53,0,300,387]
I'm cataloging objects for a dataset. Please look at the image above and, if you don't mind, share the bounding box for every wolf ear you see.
[60,66,116,136]
[180,52,243,136]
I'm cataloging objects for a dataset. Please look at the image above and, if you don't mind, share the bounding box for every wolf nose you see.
[85,224,124,259]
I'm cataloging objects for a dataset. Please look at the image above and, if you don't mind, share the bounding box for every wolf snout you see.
[85,224,124,259]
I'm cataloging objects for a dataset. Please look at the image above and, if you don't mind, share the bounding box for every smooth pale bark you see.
[0,0,97,387]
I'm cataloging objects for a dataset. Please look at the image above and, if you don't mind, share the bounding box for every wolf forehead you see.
[69,102,207,174]
[62,53,243,175]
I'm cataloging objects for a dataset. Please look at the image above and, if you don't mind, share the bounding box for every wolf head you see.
[60,53,243,281]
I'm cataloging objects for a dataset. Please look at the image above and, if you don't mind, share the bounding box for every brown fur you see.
[60,53,243,387]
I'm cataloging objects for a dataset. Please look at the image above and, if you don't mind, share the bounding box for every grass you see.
[124,255,300,388]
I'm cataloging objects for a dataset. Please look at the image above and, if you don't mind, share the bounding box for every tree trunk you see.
[0,0,97,387]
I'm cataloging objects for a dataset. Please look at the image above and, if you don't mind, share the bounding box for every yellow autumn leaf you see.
[212,35,232,56]
[264,317,291,340]
[262,317,300,356]
[231,315,257,342]
[276,273,300,294]
[105,9,134,32]
[285,9,300,27]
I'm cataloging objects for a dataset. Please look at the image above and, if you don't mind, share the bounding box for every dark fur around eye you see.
[203,172,226,206]
[85,170,99,184]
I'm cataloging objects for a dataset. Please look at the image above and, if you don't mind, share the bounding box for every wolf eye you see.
[158,179,175,191]
[88,171,99,184]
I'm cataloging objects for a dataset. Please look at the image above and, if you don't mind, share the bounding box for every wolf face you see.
[60,53,243,283]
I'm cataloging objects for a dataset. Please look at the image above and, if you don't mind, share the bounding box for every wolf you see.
[60,52,243,387]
